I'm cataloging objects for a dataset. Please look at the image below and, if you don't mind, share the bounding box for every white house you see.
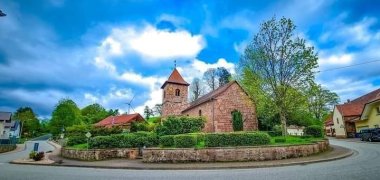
[0,112,21,143]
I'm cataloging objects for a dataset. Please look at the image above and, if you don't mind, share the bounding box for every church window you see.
[175,89,180,96]
[199,109,202,116]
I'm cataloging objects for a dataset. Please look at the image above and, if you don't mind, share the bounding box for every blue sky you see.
[1,0,380,117]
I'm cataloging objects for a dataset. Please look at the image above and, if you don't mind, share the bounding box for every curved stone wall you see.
[61,148,139,161]
[143,139,329,163]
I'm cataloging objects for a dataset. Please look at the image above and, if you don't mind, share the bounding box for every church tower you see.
[161,68,189,117]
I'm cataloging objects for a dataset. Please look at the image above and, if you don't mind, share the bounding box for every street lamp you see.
[0,10,6,17]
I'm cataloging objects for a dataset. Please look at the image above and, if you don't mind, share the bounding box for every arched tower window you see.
[175,89,180,96]
[199,109,202,116]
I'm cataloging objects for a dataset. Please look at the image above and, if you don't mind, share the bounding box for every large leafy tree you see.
[50,99,82,135]
[81,103,109,124]
[216,67,231,86]
[306,83,339,121]
[240,17,318,135]
[189,77,204,101]
[13,107,40,137]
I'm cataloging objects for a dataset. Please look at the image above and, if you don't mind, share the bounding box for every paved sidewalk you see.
[30,145,353,170]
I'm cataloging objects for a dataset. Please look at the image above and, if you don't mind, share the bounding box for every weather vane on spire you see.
[174,60,177,69]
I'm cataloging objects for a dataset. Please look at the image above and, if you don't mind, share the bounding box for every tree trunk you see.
[280,110,287,136]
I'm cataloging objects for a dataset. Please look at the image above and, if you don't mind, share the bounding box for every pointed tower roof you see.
[161,68,189,89]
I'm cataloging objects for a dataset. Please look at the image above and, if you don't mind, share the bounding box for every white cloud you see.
[94,24,205,67]
[319,53,354,66]
[129,25,205,59]
[83,88,134,113]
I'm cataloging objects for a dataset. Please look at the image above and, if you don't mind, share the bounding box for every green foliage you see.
[204,132,271,147]
[144,106,153,120]
[130,122,157,132]
[67,136,88,146]
[304,125,323,137]
[66,124,91,137]
[274,138,286,143]
[88,132,158,149]
[50,99,83,136]
[13,107,40,138]
[159,135,175,147]
[306,83,339,121]
[239,17,319,135]
[216,67,231,86]
[81,103,109,124]
[174,134,197,148]
[155,116,205,136]
[90,126,123,137]
[29,151,44,161]
[264,131,282,137]
[231,110,243,131]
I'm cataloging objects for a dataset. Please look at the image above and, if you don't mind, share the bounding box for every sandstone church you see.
[161,68,258,132]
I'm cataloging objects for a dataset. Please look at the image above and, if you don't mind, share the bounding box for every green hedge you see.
[274,138,286,143]
[155,116,205,136]
[204,132,271,147]
[304,125,323,138]
[88,132,158,149]
[67,136,88,146]
[159,135,175,147]
[174,135,197,148]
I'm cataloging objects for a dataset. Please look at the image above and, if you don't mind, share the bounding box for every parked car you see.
[360,128,380,142]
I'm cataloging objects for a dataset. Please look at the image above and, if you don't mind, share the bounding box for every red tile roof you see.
[161,68,189,89]
[336,88,380,117]
[95,113,144,128]
[324,113,333,126]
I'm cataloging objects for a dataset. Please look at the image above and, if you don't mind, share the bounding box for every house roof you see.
[182,81,247,112]
[324,113,334,126]
[95,113,145,127]
[336,88,380,117]
[0,112,12,120]
[161,68,189,89]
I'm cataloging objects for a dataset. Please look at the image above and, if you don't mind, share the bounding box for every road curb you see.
[9,145,355,170]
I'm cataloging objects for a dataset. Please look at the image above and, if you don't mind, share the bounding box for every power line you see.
[317,59,380,73]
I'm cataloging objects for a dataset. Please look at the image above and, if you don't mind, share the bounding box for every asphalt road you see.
[0,139,379,180]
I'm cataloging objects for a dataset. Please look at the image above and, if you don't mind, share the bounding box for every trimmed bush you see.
[266,131,282,137]
[29,151,44,161]
[204,132,271,147]
[174,135,197,148]
[160,135,175,147]
[66,136,88,146]
[231,110,243,131]
[304,125,323,138]
[88,132,158,149]
[274,138,286,143]
[155,116,205,136]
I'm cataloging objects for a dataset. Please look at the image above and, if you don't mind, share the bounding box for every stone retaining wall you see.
[61,148,139,161]
[0,144,16,153]
[143,140,329,163]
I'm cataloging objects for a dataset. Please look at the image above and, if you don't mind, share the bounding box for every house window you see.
[377,107,380,115]
[175,89,180,96]
[336,118,339,124]
[199,109,202,116]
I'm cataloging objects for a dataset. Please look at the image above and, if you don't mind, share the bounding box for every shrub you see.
[231,110,243,131]
[130,122,157,132]
[29,151,37,159]
[155,116,205,136]
[174,135,197,148]
[266,131,283,137]
[159,135,175,147]
[304,125,323,138]
[91,126,123,136]
[66,124,91,137]
[274,138,286,143]
[29,151,44,161]
[66,136,88,146]
[88,132,158,149]
[204,132,271,147]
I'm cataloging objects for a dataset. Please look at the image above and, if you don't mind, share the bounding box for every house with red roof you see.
[332,89,380,138]
[95,113,145,129]
[161,68,257,132]
[324,113,335,137]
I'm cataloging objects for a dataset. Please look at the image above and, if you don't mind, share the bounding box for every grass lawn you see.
[68,143,88,150]
[270,136,324,145]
